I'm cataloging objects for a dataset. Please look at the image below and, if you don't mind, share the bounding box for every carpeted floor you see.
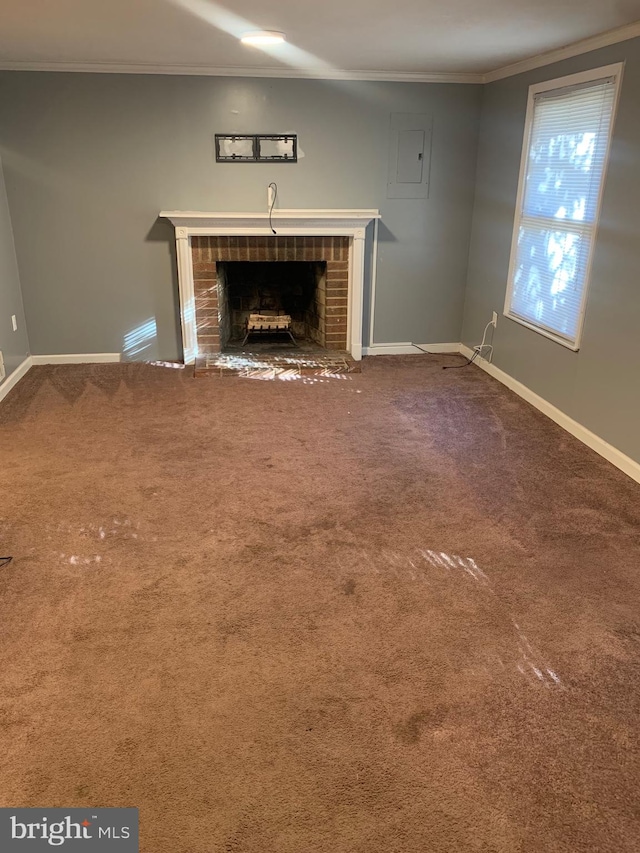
[1,356,639,852]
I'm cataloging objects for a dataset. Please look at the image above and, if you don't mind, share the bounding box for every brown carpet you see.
[1,356,639,852]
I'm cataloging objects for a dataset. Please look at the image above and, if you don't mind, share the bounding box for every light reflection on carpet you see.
[342,546,563,689]
[201,352,358,379]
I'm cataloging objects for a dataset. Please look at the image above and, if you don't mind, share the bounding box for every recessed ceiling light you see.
[240,31,286,46]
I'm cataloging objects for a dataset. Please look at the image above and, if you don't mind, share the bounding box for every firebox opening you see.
[218,261,328,352]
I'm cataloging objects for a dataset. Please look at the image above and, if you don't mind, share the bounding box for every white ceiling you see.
[1,0,640,80]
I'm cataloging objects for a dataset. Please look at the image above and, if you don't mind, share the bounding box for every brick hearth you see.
[191,236,350,355]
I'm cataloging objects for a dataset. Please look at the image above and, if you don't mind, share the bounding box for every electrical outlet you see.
[11,314,17,332]
[491,311,498,327]
[0,351,5,383]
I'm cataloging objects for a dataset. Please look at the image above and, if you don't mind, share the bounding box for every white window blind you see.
[505,68,621,349]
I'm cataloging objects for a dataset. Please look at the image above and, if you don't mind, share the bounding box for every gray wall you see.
[0,73,481,360]
[0,153,29,380]
[462,37,640,464]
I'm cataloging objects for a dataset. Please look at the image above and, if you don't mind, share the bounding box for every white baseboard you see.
[5,344,638,484]
[364,342,461,356]
[1,353,123,404]
[31,353,122,365]
[0,355,33,404]
[460,344,640,485]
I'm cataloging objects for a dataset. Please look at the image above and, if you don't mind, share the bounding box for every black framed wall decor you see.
[215,134,297,163]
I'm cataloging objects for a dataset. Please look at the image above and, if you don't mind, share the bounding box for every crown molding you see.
[0,59,483,84]
[1,19,639,86]
[485,20,640,83]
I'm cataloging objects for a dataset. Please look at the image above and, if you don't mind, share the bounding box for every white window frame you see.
[503,63,624,351]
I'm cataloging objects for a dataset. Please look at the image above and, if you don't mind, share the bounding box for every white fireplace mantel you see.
[160,209,380,363]
[161,209,379,233]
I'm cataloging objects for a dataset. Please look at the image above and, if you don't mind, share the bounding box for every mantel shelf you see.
[160,209,380,233]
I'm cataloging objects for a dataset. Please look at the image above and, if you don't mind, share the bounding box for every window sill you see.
[503,311,581,351]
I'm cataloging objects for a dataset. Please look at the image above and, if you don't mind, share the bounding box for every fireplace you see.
[217,261,326,348]
[160,209,380,364]
[192,236,350,355]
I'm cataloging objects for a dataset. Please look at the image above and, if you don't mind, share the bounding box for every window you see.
[504,64,623,350]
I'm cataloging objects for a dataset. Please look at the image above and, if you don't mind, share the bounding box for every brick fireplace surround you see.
[161,210,380,365]
[192,236,349,355]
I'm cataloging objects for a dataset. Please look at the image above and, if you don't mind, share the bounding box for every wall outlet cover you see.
[0,351,5,383]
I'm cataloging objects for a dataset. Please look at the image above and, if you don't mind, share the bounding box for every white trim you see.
[363,342,461,355]
[0,60,483,84]
[176,234,197,364]
[4,344,637,484]
[501,312,581,350]
[2,20,639,86]
[30,353,122,364]
[485,21,640,83]
[503,63,623,352]
[161,209,379,364]
[349,232,365,361]
[521,63,624,95]
[368,217,380,349]
[460,345,640,485]
[0,353,122,404]
[160,210,381,230]
[0,355,33,404]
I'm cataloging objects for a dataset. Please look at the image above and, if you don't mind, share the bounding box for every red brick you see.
[195,308,218,322]
[195,299,218,312]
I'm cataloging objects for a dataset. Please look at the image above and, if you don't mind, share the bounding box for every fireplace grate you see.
[242,312,297,346]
